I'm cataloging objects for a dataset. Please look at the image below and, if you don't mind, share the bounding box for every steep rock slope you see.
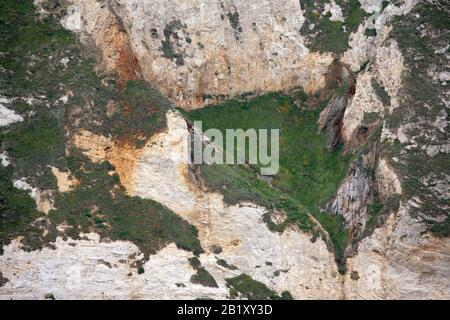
[334,0,450,298]
[63,0,334,108]
[0,0,449,300]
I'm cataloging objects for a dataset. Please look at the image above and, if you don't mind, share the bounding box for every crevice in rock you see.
[318,63,356,151]
[0,272,9,287]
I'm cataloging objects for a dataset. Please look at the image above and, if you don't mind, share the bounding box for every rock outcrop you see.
[64,0,334,108]
[344,205,450,299]
[328,0,450,299]
[66,110,342,299]
[1,0,449,300]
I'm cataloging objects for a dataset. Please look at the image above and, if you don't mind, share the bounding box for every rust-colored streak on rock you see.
[116,39,141,88]
[95,18,141,88]
[74,129,145,194]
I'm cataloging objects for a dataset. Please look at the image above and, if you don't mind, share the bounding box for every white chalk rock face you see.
[341,38,404,145]
[0,111,341,299]
[2,0,448,301]
[0,97,23,127]
[345,206,450,299]
[68,0,333,109]
[342,0,418,72]
[131,111,343,299]
[0,235,228,300]
[323,1,344,22]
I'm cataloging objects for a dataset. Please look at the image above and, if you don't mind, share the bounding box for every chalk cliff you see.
[0,0,448,299]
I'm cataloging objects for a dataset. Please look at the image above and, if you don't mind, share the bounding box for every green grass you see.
[189,257,218,287]
[300,0,368,53]
[0,0,201,258]
[186,93,351,211]
[313,210,348,272]
[0,0,73,252]
[344,0,366,30]
[107,80,170,148]
[0,1,75,97]
[384,1,449,235]
[226,274,292,300]
[2,109,64,189]
[184,92,352,269]
[429,215,450,237]
[50,151,202,258]
[0,166,46,254]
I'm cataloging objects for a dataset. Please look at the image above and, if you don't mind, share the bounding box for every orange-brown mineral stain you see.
[116,41,141,88]
[101,22,142,88]
[74,130,145,194]
[75,22,147,191]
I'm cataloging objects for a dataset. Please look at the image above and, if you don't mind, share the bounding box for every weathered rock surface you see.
[344,205,450,299]
[70,110,343,299]
[341,37,404,150]
[331,0,450,299]
[0,234,228,299]
[65,0,334,108]
[1,0,449,300]
[329,164,370,233]
[0,97,23,127]
[342,0,418,72]
[61,0,142,86]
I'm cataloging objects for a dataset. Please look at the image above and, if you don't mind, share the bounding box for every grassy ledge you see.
[226,274,293,300]
[183,92,352,270]
[0,0,201,258]
[300,0,368,54]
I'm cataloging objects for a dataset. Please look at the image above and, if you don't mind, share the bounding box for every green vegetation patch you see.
[2,109,65,189]
[384,2,449,235]
[106,80,170,148]
[0,166,48,254]
[300,0,368,53]
[364,193,400,239]
[227,11,241,31]
[371,78,390,106]
[226,274,292,300]
[50,151,202,258]
[364,28,377,37]
[429,215,450,238]
[183,92,352,269]
[0,1,75,98]
[0,0,200,258]
[188,257,218,288]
